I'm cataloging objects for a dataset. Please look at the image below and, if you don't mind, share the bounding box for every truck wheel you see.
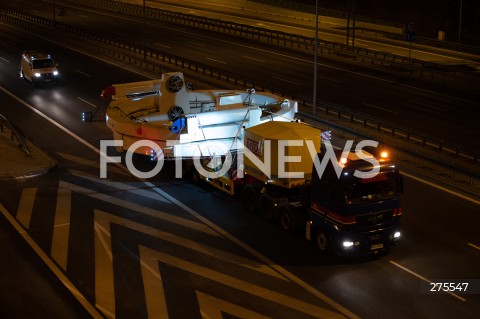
[259,194,275,222]
[315,230,329,252]
[243,185,259,214]
[279,205,293,232]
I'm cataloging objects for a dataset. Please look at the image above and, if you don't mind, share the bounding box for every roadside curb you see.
[0,136,57,180]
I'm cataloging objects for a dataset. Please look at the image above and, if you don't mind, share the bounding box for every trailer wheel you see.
[315,230,329,252]
[188,166,200,185]
[243,185,259,214]
[259,194,275,222]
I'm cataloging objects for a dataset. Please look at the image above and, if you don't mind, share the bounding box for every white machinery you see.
[103,72,298,159]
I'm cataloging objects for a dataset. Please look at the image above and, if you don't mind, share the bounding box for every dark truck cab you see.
[306,151,403,256]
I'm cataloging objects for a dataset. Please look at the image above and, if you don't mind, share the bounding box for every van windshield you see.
[32,59,55,69]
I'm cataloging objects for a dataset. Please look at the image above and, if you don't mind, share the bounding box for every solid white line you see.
[51,185,72,270]
[75,69,91,77]
[401,171,480,206]
[317,74,342,83]
[154,43,171,49]
[468,243,480,250]
[408,99,445,112]
[243,55,265,63]
[0,203,105,318]
[273,76,301,85]
[363,102,400,115]
[76,96,97,108]
[190,41,206,47]
[0,57,10,63]
[206,57,227,64]
[389,261,466,302]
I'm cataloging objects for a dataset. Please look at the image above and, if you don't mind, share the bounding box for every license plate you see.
[370,243,384,250]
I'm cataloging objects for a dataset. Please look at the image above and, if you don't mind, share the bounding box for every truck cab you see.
[307,150,403,256]
[20,51,59,87]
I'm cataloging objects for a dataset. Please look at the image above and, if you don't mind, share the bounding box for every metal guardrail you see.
[62,0,480,87]
[296,111,480,190]
[0,114,31,157]
[1,11,478,184]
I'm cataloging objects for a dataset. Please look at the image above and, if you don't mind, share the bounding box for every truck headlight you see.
[393,231,401,239]
[53,71,59,76]
[34,73,41,77]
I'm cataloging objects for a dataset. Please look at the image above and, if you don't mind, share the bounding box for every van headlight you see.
[53,71,59,76]
[393,231,401,239]
[342,241,354,248]
[34,73,41,77]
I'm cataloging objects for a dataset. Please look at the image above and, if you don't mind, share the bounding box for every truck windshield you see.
[33,59,55,69]
[342,172,399,206]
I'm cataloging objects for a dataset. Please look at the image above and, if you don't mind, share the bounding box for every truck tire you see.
[259,194,275,222]
[278,204,302,233]
[243,185,259,214]
[314,230,329,252]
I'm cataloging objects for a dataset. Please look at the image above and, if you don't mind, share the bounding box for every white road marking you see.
[57,152,129,177]
[76,96,97,108]
[16,188,37,229]
[51,185,72,270]
[243,55,265,63]
[363,102,400,115]
[139,245,346,319]
[75,69,91,77]
[206,57,227,64]
[7,85,479,317]
[196,291,272,319]
[408,99,445,112]
[0,203,104,319]
[0,57,10,63]
[272,76,301,85]
[317,74,342,83]
[389,261,466,302]
[154,43,171,49]
[401,171,480,206]
[468,243,480,250]
[190,41,206,47]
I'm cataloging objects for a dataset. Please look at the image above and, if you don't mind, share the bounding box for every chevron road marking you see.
[0,202,105,319]
[16,187,37,229]
[138,245,346,319]
[68,169,171,203]
[57,151,130,177]
[196,291,272,319]
[93,208,293,318]
[51,187,72,270]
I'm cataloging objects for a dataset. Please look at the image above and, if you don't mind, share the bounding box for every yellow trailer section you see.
[243,121,321,189]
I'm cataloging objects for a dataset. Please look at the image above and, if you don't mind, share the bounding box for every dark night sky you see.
[279,0,478,44]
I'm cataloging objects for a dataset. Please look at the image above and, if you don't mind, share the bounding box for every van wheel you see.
[31,78,36,88]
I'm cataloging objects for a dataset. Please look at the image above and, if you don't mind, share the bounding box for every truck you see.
[192,120,403,256]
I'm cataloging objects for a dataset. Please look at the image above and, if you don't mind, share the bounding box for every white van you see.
[20,51,59,87]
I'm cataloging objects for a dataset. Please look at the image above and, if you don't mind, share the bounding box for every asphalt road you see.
[1,15,480,319]
[4,0,480,152]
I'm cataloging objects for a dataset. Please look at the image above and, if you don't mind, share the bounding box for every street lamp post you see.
[458,0,463,43]
[312,0,319,115]
[143,0,147,61]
